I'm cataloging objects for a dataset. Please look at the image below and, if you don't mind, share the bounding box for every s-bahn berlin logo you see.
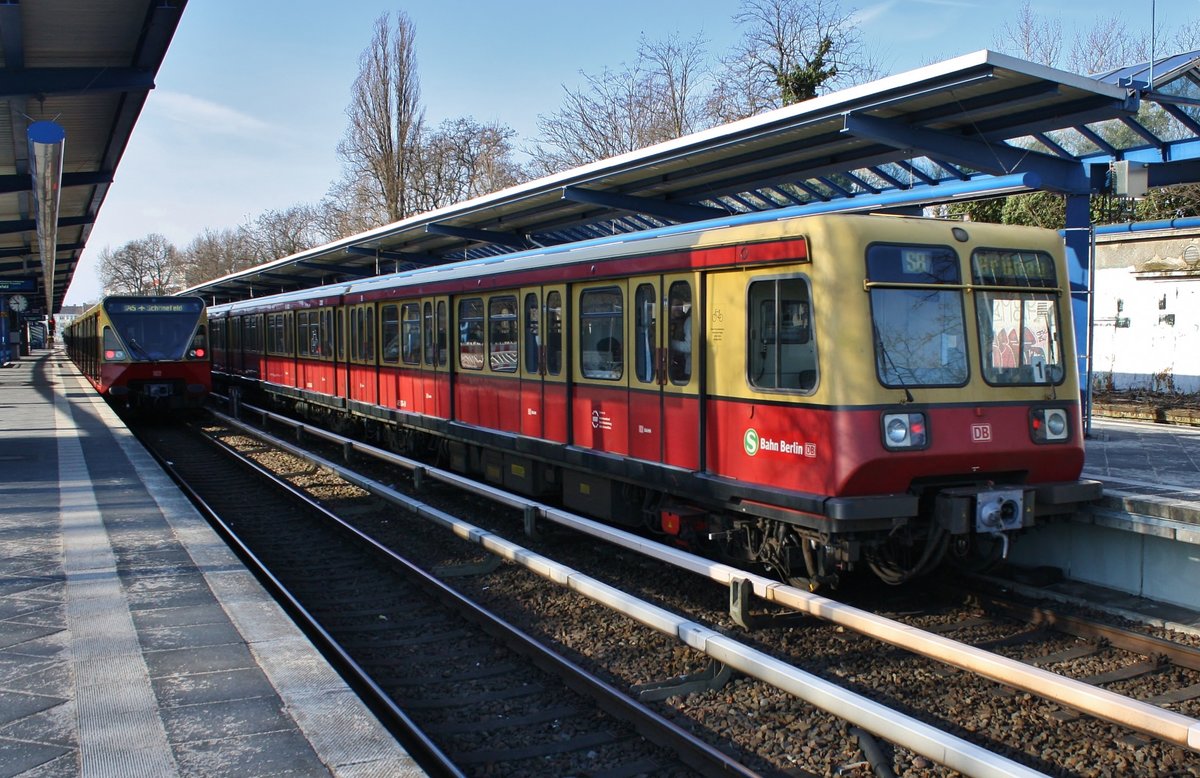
[744,427,817,458]
[744,428,760,456]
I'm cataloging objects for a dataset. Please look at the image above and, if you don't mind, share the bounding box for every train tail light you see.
[1030,408,1070,442]
[882,412,928,450]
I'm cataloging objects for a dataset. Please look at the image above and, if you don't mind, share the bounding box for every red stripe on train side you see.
[706,399,1086,497]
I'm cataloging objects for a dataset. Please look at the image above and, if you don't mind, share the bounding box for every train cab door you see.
[628,273,700,469]
[420,296,451,418]
[518,286,567,442]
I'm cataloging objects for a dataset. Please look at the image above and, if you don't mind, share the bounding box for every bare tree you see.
[337,11,425,224]
[708,0,877,123]
[412,117,527,211]
[1068,16,1147,75]
[993,2,1062,67]
[98,234,182,295]
[179,227,254,288]
[530,31,712,174]
[239,204,328,265]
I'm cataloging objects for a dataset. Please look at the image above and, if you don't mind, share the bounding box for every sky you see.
[62,0,1192,304]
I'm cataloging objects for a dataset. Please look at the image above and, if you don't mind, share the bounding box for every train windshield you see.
[103,297,203,361]
[972,249,1064,385]
[867,244,969,387]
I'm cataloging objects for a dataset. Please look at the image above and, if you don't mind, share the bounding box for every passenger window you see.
[401,303,421,365]
[459,298,484,370]
[436,300,448,367]
[634,284,656,384]
[545,291,563,377]
[580,287,623,380]
[748,278,817,392]
[381,304,400,363]
[422,302,433,366]
[524,293,540,374]
[489,296,518,372]
[667,281,692,385]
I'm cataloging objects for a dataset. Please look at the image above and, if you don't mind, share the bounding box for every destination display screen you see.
[105,297,203,314]
[971,249,1057,286]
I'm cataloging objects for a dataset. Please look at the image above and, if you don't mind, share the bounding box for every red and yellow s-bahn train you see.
[209,212,1101,586]
[63,295,211,410]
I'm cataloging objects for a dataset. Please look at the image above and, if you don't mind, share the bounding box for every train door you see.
[518,286,567,442]
[627,273,700,469]
[346,302,378,405]
[572,282,629,455]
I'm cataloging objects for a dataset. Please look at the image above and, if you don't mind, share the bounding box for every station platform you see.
[0,348,423,776]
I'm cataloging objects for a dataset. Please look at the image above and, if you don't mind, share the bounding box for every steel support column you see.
[1063,194,1093,419]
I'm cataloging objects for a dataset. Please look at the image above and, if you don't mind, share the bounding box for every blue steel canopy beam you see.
[0,67,156,97]
[425,222,529,248]
[0,171,112,194]
[1075,125,1119,157]
[560,185,727,222]
[893,160,937,186]
[294,260,373,277]
[343,245,445,265]
[1032,132,1074,159]
[0,215,90,235]
[1117,116,1165,151]
[842,112,1087,191]
[1162,103,1200,136]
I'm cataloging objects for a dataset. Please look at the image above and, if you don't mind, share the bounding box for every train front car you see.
[702,215,1101,588]
[92,295,210,409]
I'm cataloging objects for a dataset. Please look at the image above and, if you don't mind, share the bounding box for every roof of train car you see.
[0,1,186,315]
[184,46,1200,304]
[209,209,1065,314]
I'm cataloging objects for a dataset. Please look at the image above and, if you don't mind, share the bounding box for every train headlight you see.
[1030,408,1070,443]
[882,412,928,450]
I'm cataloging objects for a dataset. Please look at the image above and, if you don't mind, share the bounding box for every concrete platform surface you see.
[0,349,423,777]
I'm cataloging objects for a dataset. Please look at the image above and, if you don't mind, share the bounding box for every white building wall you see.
[1089,227,1200,394]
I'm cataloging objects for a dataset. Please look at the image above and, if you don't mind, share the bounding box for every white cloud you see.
[149,90,274,137]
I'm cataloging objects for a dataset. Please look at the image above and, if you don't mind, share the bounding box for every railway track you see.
[138,405,1200,776]
[133,420,749,778]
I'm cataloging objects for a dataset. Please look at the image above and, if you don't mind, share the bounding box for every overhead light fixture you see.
[28,120,64,315]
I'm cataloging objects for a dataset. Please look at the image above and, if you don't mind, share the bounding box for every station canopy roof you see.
[190,47,1200,304]
[0,0,186,315]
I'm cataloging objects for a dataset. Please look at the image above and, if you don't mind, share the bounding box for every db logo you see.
[971,423,992,442]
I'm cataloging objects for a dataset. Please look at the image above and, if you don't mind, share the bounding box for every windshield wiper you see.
[872,323,914,403]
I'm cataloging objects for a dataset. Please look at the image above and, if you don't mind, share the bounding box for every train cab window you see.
[667,281,692,385]
[459,298,484,370]
[381,304,400,363]
[524,293,540,374]
[972,249,1064,386]
[580,287,623,380]
[867,244,968,388]
[546,291,563,376]
[748,277,816,392]
[634,284,656,384]
[401,303,421,365]
[489,296,518,372]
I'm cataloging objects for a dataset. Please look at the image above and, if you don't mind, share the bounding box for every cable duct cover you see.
[28,120,64,314]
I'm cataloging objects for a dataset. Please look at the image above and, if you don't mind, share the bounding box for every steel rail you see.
[182,417,757,778]
[221,400,1200,755]
[216,407,1057,777]
[137,427,462,778]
